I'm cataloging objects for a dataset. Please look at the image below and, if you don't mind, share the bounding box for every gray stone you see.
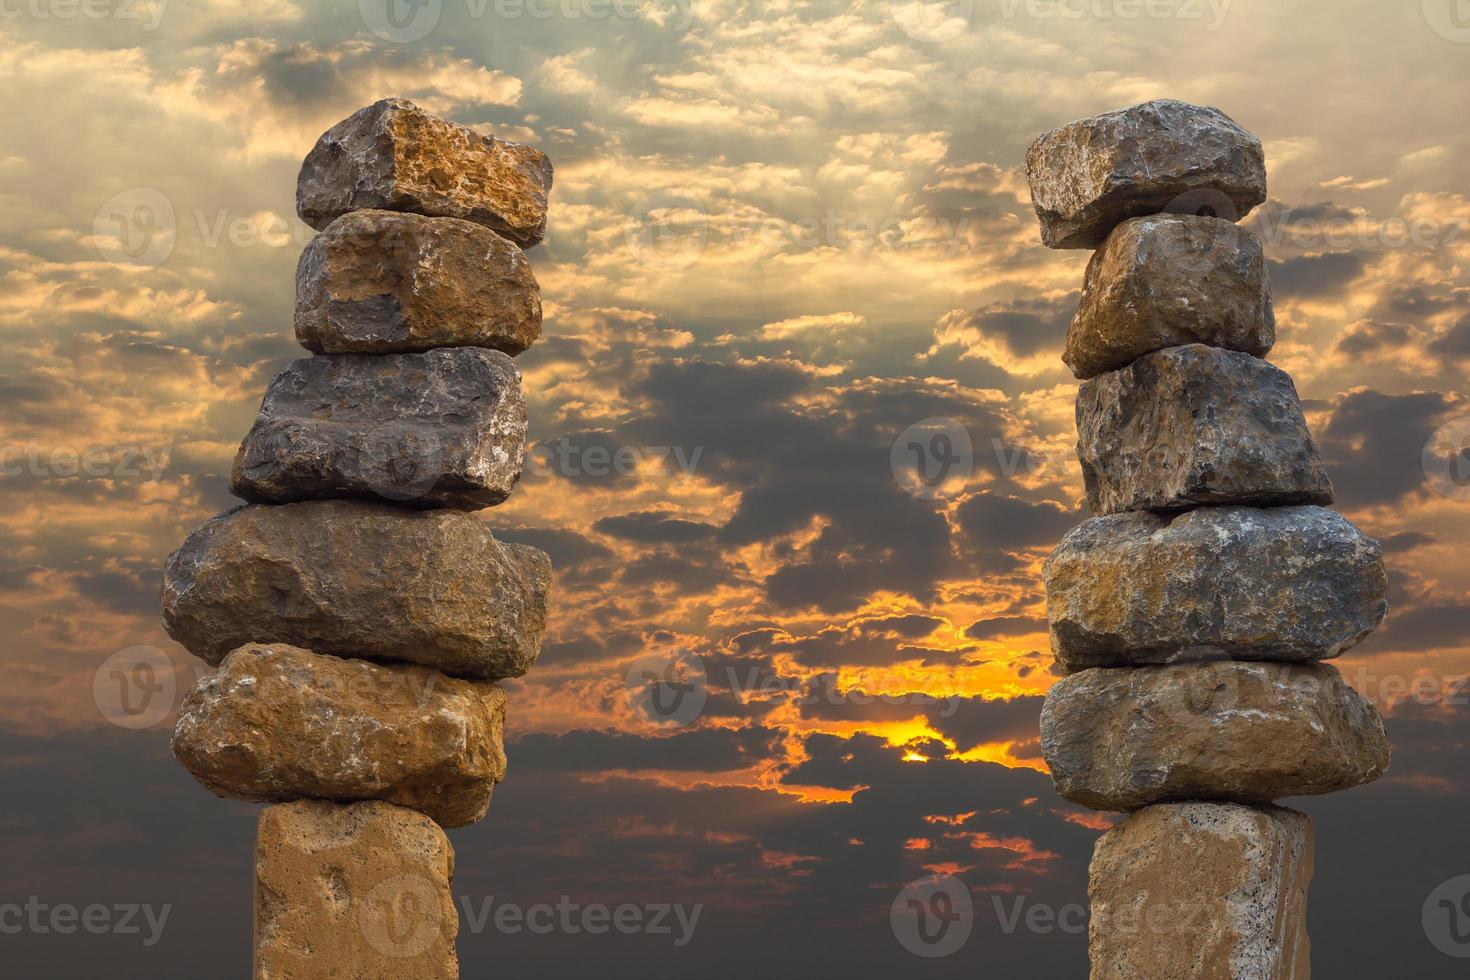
[1044,506,1387,673]
[1026,99,1266,249]
[173,643,508,828]
[296,209,541,356]
[1089,803,1312,979]
[162,500,551,680]
[1077,345,1333,514]
[297,98,552,248]
[1066,215,1275,379]
[230,347,526,510]
[1041,661,1390,811]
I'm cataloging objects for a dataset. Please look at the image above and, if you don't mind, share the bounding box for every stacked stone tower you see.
[162,99,554,977]
[1026,101,1392,978]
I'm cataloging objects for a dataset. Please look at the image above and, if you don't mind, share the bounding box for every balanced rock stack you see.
[1025,100,1391,979]
[161,99,554,978]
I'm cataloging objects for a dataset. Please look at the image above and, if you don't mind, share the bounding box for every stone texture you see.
[173,643,507,828]
[1066,215,1275,379]
[254,800,457,979]
[1089,803,1312,980]
[296,208,541,356]
[1045,506,1387,672]
[297,98,552,248]
[1077,345,1333,514]
[1040,661,1391,811]
[1026,99,1266,249]
[230,347,527,510]
[162,500,551,680]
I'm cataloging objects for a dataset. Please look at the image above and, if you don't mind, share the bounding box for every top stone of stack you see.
[297,98,553,248]
[1026,99,1266,249]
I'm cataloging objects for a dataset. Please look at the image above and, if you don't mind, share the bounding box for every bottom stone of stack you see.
[254,800,458,979]
[1089,802,1311,980]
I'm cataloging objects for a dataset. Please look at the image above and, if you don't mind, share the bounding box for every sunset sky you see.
[3,0,1469,975]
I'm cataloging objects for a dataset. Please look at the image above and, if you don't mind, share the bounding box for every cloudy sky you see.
[3,0,1469,975]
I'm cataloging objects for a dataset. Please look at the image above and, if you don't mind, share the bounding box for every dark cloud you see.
[594,512,720,543]
[1318,389,1454,506]
[1267,251,1371,300]
[510,726,783,772]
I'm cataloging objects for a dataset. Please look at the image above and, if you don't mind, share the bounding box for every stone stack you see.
[1025,100,1391,979]
[162,99,554,978]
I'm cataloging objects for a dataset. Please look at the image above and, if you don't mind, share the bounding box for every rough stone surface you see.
[254,800,457,979]
[296,208,541,356]
[162,500,551,680]
[1045,506,1387,672]
[1066,215,1275,378]
[1090,803,1312,980]
[1077,345,1333,514]
[230,347,527,510]
[1026,99,1266,249]
[173,643,507,828]
[297,98,552,247]
[1040,661,1391,811]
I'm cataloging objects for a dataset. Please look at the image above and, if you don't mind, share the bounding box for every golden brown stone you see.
[173,644,507,828]
[254,800,457,979]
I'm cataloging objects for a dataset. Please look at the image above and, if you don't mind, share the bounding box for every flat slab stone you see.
[254,800,457,978]
[1077,345,1333,514]
[173,643,508,828]
[297,98,552,248]
[1026,99,1266,249]
[1090,803,1312,980]
[296,209,541,356]
[162,500,551,680]
[1041,661,1390,811]
[1066,215,1275,379]
[230,347,526,510]
[1044,506,1387,672]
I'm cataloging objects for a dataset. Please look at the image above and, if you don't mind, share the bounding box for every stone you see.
[1040,661,1390,811]
[173,643,507,828]
[162,500,551,680]
[1026,99,1267,249]
[297,98,552,248]
[1066,215,1275,379]
[1089,803,1312,980]
[230,347,527,510]
[1045,506,1387,672]
[1077,345,1333,514]
[296,209,541,356]
[254,800,457,979]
